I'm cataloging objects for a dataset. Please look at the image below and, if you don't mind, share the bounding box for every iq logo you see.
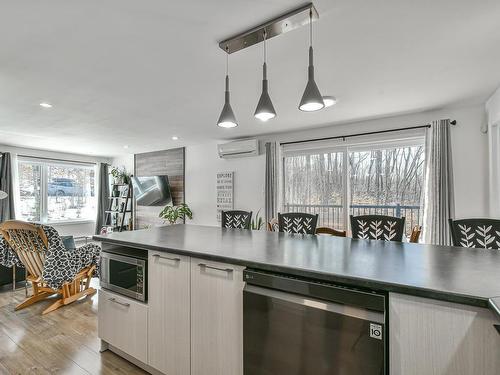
[369,323,383,340]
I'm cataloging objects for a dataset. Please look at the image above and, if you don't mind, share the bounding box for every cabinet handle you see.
[153,254,181,262]
[108,297,130,307]
[198,263,234,273]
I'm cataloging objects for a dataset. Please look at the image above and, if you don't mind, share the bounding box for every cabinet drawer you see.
[98,289,148,364]
[148,251,190,374]
[191,258,245,375]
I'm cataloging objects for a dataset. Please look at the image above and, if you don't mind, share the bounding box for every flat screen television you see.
[131,175,173,206]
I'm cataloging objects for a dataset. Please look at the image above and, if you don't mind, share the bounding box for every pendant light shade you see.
[254,30,276,122]
[217,48,238,128]
[299,10,324,112]
[217,76,238,128]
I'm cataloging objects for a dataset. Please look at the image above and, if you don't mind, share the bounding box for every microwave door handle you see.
[100,258,108,283]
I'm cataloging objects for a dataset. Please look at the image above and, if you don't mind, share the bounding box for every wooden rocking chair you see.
[0,220,96,315]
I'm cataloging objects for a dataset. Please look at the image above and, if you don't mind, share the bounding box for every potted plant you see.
[110,166,130,184]
[159,203,193,225]
[110,166,121,184]
[251,209,264,230]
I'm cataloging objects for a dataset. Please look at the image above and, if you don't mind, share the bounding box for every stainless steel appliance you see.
[101,247,147,302]
[243,269,386,375]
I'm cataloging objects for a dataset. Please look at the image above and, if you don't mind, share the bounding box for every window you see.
[283,136,425,235]
[18,158,97,223]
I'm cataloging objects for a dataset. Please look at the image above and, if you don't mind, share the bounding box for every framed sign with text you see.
[216,171,234,222]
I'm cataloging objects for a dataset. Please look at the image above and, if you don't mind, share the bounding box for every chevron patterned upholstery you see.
[278,212,319,235]
[350,215,405,242]
[221,210,252,230]
[449,218,500,250]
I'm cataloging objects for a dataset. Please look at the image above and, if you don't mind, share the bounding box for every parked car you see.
[48,178,83,197]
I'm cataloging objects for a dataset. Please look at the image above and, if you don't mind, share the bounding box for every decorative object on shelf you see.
[251,209,264,230]
[216,171,234,222]
[217,46,238,128]
[159,203,193,225]
[110,166,130,184]
[298,8,324,112]
[111,185,120,197]
[103,180,133,233]
[254,29,276,122]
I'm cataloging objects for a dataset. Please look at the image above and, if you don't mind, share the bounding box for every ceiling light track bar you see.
[219,3,319,54]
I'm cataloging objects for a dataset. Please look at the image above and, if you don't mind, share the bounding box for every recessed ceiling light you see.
[172,136,179,141]
[39,102,53,108]
[323,96,337,107]
[123,145,129,149]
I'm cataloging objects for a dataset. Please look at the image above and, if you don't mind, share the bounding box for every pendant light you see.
[254,29,276,122]
[217,46,238,128]
[299,9,324,112]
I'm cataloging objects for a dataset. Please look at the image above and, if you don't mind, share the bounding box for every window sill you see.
[46,220,96,226]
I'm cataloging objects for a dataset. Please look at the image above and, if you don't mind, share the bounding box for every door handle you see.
[198,263,234,273]
[153,254,181,262]
[108,297,130,307]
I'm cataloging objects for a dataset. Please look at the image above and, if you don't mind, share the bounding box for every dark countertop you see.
[94,224,500,311]
[490,297,500,321]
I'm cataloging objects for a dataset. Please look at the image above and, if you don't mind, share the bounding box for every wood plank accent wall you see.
[134,147,185,229]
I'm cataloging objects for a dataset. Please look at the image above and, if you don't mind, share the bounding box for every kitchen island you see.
[94,224,500,375]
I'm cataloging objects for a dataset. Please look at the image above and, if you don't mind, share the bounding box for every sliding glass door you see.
[282,137,425,235]
[283,150,346,230]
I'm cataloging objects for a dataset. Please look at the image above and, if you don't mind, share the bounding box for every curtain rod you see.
[17,154,97,166]
[280,120,457,146]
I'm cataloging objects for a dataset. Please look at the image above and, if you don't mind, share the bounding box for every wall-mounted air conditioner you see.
[217,139,259,159]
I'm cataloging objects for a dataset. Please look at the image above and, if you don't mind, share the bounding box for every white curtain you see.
[10,153,21,220]
[264,142,279,224]
[488,122,500,217]
[422,119,455,245]
[486,87,500,217]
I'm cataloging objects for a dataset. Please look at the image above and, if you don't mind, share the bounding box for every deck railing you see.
[283,203,422,235]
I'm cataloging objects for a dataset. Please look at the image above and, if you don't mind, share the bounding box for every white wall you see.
[186,143,265,226]
[0,144,112,237]
[185,103,488,227]
[111,154,134,174]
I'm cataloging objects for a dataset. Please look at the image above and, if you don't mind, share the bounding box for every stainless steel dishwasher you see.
[243,269,387,375]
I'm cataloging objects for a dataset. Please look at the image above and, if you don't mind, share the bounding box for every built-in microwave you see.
[101,249,147,302]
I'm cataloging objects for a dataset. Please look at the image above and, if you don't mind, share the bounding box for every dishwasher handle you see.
[244,269,386,313]
[245,284,384,324]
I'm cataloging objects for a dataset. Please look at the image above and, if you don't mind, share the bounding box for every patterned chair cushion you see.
[221,210,252,230]
[278,213,319,235]
[449,219,500,250]
[350,215,405,242]
[0,225,100,290]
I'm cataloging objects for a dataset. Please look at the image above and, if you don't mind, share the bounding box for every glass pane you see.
[283,152,344,230]
[349,145,425,235]
[109,259,139,292]
[47,164,96,221]
[18,162,42,222]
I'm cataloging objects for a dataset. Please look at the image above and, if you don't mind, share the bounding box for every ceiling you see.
[1,0,499,156]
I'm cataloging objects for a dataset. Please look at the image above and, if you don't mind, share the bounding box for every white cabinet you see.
[148,251,191,375]
[390,292,500,375]
[98,289,148,364]
[190,258,245,375]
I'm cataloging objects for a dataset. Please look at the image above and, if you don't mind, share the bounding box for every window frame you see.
[17,157,98,225]
[281,133,426,233]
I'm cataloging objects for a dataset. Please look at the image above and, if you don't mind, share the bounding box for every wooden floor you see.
[0,280,148,375]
